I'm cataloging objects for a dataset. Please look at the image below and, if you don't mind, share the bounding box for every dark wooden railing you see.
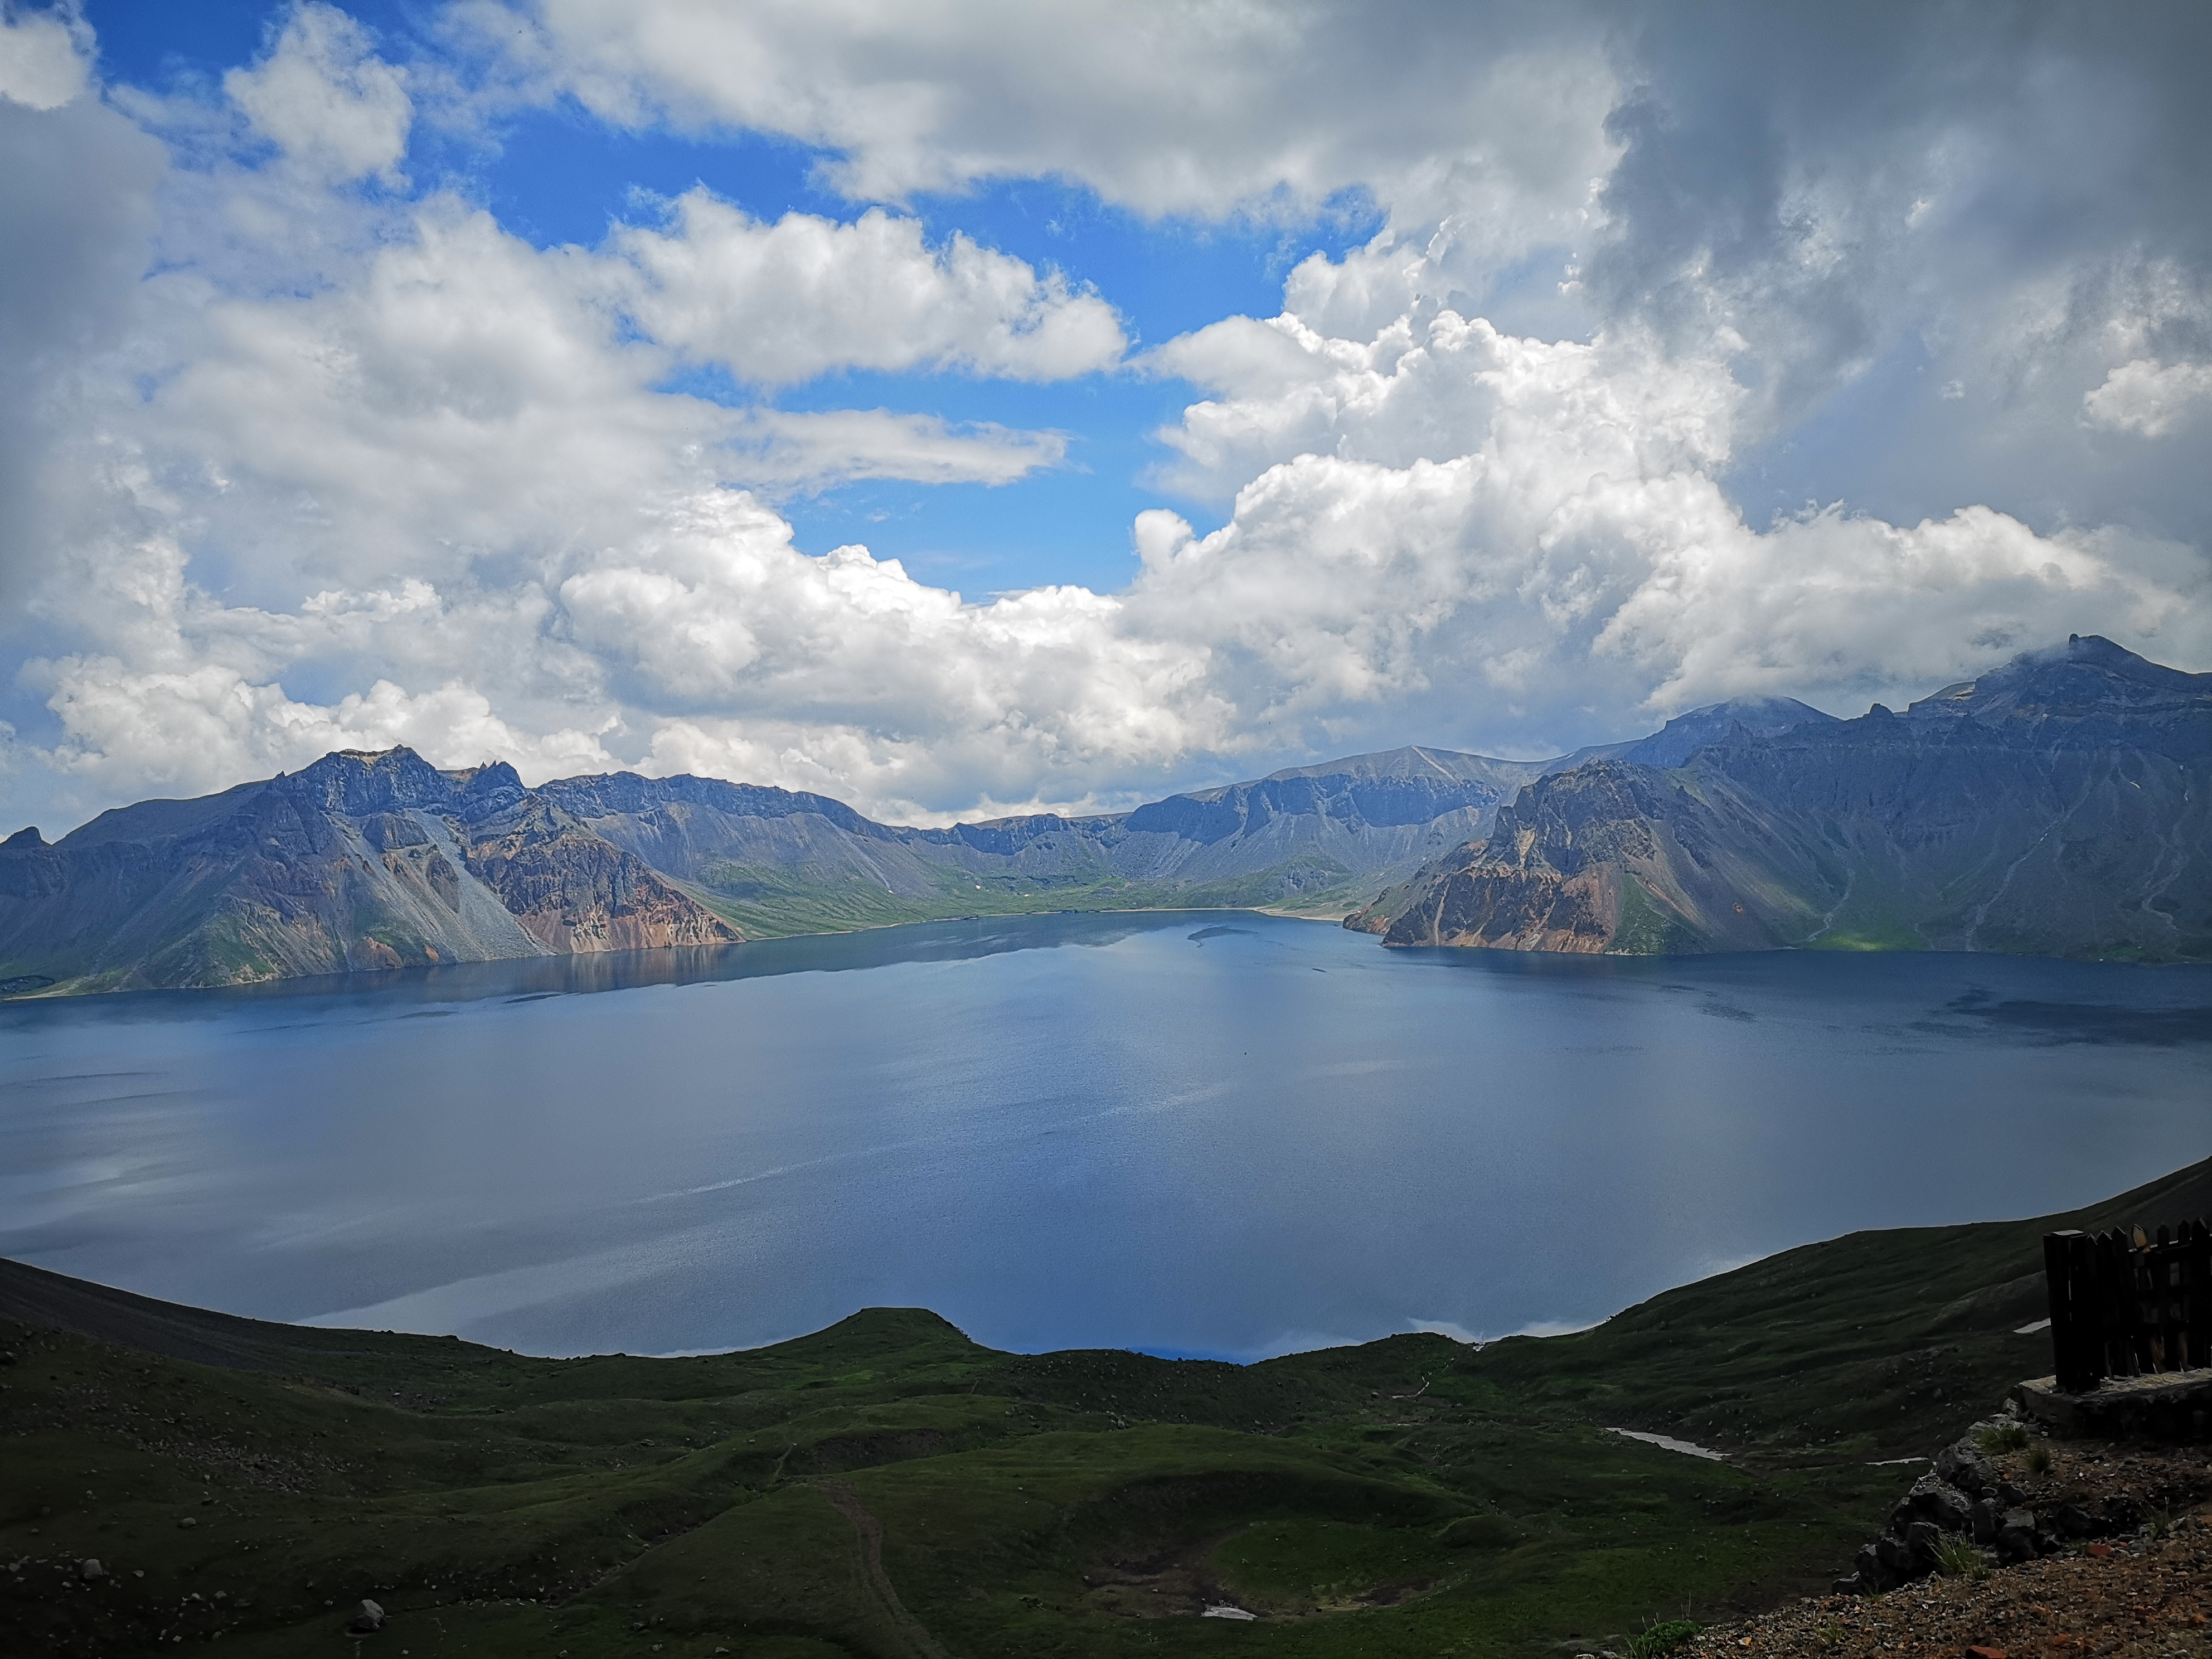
[2044,1220,2212,1393]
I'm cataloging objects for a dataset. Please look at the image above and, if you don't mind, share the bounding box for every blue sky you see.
[2,0,2206,829]
[84,0,1390,596]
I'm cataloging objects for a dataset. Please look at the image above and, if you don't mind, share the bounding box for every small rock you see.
[177,1517,197,1530]
[79,1559,105,1581]
[347,1598,386,1634]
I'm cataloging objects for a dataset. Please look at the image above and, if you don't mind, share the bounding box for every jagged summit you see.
[1349,637,2210,962]
[8,638,2207,990]
[1617,696,1839,768]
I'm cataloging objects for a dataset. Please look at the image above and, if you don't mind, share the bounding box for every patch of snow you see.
[1608,1427,1728,1462]
[2015,1318,2051,1335]
[1202,1604,1258,1621]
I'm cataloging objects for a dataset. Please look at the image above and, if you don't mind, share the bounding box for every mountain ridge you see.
[8,636,2208,992]
[1349,636,2211,962]
[0,737,1558,995]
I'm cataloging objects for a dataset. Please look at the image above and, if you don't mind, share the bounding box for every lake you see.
[2,913,2207,1361]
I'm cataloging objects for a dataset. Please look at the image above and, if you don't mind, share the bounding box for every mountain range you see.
[0,738,1555,995]
[1350,635,2211,962]
[2,636,2205,993]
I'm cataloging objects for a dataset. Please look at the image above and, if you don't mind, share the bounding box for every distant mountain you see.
[0,743,1553,995]
[1348,637,2212,962]
[12,637,2200,993]
[0,749,738,995]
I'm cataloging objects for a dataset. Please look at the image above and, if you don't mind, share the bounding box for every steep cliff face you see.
[1356,762,1827,952]
[1353,638,2212,961]
[458,797,738,953]
[0,750,735,993]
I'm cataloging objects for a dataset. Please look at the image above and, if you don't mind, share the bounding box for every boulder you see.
[347,1599,385,1635]
[1874,1532,1922,1580]
[1935,1438,1997,1495]
[1890,1473,1973,1534]
[1996,1507,2039,1563]
[2054,1503,2102,1539]
[1904,1520,1947,1563]
[1970,1496,2003,1544]
[79,1559,105,1582]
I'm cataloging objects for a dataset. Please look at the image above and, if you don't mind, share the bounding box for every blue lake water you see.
[2,912,2207,1361]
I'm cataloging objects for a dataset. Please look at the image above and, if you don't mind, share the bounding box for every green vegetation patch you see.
[8,1155,2204,1658]
[1611,877,1709,955]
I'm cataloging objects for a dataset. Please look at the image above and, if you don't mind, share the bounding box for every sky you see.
[1,0,2207,833]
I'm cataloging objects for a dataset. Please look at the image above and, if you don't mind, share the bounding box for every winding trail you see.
[818,1479,948,1659]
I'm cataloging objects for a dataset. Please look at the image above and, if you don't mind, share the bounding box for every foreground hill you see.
[0,743,1555,995]
[4,1156,2205,1658]
[1350,637,2212,962]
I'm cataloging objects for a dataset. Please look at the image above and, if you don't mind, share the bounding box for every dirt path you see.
[818,1479,949,1659]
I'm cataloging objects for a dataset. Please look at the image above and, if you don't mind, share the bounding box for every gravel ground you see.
[1679,1438,2212,1659]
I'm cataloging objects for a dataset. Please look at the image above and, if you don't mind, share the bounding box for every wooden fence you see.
[2044,1221,2212,1394]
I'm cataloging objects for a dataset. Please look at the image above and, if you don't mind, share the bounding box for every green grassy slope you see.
[677,862,1368,940]
[5,1156,2204,1658]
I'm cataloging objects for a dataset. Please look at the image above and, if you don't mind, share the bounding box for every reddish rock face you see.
[1353,637,2212,960]
[0,747,741,992]
[460,798,739,954]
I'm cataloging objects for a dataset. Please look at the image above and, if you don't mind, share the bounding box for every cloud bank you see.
[1,0,2206,834]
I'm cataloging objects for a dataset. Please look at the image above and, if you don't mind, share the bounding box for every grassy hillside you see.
[676,860,1367,940]
[5,1156,2205,1658]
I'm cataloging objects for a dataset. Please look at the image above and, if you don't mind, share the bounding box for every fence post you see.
[2186,1219,2212,1372]
[2045,1229,2098,1393]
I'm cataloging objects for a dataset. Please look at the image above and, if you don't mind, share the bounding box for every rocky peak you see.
[279,746,461,817]
[1904,635,2209,727]
[1620,696,1839,768]
[2,827,46,850]
[450,760,527,819]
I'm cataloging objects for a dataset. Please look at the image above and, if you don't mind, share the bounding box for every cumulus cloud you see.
[615,193,1124,386]
[2,1,2209,840]
[1128,304,2205,749]
[2083,358,2212,437]
[225,3,413,182]
[471,0,1621,253]
[0,2,89,111]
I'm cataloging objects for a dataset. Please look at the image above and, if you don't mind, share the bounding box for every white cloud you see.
[468,1,1620,261]
[225,3,413,182]
[2083,357,2212,438]
[12,180,2209,832]
[616,193,1124,386]
[3,0,2209,842]
[0,3,88,110]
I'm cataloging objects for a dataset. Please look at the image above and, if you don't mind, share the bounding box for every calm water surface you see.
[2,913,2207,1360]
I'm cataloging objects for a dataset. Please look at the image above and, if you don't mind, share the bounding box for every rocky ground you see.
[1677,1438,2212,1659]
